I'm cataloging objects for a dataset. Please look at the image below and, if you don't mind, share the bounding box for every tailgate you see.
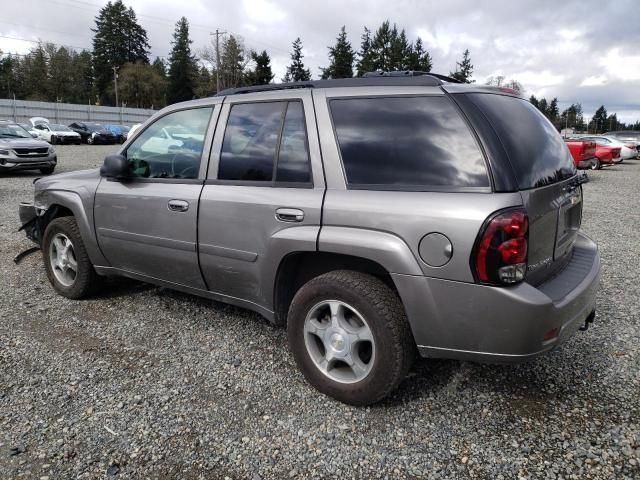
[520,177,583,285]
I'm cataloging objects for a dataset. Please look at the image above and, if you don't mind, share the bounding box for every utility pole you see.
[113,66,119,108]
[210,29,226,93]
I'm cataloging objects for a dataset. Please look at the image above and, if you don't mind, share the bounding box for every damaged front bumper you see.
[18,202,42,244]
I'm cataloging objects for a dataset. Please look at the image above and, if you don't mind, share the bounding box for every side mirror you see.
[100,154,128,180]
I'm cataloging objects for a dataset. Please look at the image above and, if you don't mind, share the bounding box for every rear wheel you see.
[591,158,601,170]
[42,217,102,299]
[287,270,415,405]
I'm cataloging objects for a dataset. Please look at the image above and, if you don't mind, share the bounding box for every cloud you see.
[1,0,639,121]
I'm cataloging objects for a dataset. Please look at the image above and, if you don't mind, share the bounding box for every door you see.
[199,92,325,308]
[94,105,218,289]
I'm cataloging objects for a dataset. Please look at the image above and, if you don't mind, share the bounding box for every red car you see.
[594,145,621,169]
[565,139,597,169]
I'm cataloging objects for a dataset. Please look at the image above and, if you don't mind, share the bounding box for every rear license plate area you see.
[555,191,582,260]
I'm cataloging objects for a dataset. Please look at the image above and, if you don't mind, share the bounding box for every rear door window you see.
[466,93,575,189]
[218,101,311,184]
[329,96,489,190]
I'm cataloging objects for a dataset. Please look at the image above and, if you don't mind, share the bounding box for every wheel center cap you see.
[330,332,346,351]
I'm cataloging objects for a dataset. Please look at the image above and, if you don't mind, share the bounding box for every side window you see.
[218,101,311,184]
[125,107,212,179]
[277,102,311,183]
[330,96,490,190]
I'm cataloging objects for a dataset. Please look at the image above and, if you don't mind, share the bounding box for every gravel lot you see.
[1,145,638,479]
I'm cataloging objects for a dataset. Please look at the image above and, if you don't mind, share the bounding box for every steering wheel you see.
[169,152,198,179]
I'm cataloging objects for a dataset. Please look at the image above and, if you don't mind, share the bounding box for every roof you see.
[215,71,460,97]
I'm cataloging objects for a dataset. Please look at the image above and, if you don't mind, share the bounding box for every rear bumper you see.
[393,232,600,363]
[0,154,57,172]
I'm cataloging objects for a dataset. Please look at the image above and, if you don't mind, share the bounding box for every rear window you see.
[467,94,575,189]
[329,96,490,190]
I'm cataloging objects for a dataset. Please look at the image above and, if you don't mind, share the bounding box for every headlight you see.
[48,146,56,154]
[0,149,9,156]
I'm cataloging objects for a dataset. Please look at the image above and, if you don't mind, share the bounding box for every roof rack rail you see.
[214,71,459,96]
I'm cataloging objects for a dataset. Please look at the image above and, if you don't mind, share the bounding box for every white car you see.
[581,136,637,161]
[32,123,82,145]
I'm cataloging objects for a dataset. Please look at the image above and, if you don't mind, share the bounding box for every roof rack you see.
[215,71,458,96]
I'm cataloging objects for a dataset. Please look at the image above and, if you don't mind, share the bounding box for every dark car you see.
[68,122,118,145]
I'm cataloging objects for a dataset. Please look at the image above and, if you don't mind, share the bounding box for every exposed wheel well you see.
[34,204,74,244]
[273,252,397,326]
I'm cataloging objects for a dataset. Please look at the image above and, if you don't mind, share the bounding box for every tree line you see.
[529,95,639,133]
[0,1,476,109]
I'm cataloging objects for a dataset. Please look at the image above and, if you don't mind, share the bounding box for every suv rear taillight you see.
[472,208,529,285]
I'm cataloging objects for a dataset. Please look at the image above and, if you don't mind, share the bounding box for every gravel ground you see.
[0,145,638,479]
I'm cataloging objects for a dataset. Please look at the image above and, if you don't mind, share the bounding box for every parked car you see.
[19,123,40,138]
[594,144,621,166]
[33,123,82,145]
[605,131,640,153]
[0,120,56,174]
[18,73,601,405]
[104,124,130,143]
[564,139,598,169]
[68,122,118,144]
[581,136,635,161]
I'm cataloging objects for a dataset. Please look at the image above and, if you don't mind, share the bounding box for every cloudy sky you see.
[3,0,640,122]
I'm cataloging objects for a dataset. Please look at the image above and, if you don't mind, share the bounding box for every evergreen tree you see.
[167,17,198,104]
[370,20,395,71]
[70,50,95,104]
[450,49,474,83]
[23,44,48,100]
[529,94,539,109]
[248,50,274,85]
[321,26,354,79]
[220,35,247,89]
[406,37,432,72]
[389,28,411,70]
[538,98,548,116]
[591,105,607,133]
[119,61,166,108]
[284,38,311,82]
[0,53,19,98]
[92,0,150,104]
[47,44,74,102]
[356,27,375,76]
[194,65,212,98]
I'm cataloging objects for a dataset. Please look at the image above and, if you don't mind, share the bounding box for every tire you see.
[287,270,415,406]
[50,135,57,145]
[42,217,102,299]
[40,166,55,174]
[87,135,94,145]
[591,158,601,170]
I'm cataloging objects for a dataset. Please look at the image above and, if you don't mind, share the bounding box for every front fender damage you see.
[15,202,59,263]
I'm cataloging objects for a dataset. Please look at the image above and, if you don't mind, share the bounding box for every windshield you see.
[51,124,72,131]
[0,123,33,139]
[466,93,575,189]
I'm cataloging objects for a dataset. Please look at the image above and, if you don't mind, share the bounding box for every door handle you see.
[275,208,304,223]
[168,199,189,212]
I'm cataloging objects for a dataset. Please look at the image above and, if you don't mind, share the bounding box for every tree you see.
[591,105,608,133]
[529,94,539,109]
[0,52,19,98]
[450,49,474,83]
[47,44,74,102]
[195,65,213,98]
[406,37,432,72]
[118,61,167,108]
[321,26,355,79]
[22,44,48,100]
[70,50,95,104]
[219,35,248,89]
[356,27,375,76]
[369,20,395,71]
[92,0,150,104]
[389,28,411,70]
[167,17,198,104]
[548,97,559,122]
[284,37,311,82]
[248,50,274,85]
[560,103,585,131]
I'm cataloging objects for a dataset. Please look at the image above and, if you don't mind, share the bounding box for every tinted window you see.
[219,102,285,181]
[467,94,575,189]
[330,96,489,189]
[125,107,212,179]
[276,102,311,183]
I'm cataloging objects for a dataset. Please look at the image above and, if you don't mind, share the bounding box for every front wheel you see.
[87,135,94,145]
[591,158,601,170]
[287,270,415,406]
[42,217,102,299]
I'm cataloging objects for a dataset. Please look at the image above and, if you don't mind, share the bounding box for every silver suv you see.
[19,73,601,405]
[0,120,57,174]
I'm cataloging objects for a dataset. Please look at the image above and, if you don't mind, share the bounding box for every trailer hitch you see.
[579,310,596,331]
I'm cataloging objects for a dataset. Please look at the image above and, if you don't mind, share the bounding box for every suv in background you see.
[0,120,57,174]
[18,73,600,405]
